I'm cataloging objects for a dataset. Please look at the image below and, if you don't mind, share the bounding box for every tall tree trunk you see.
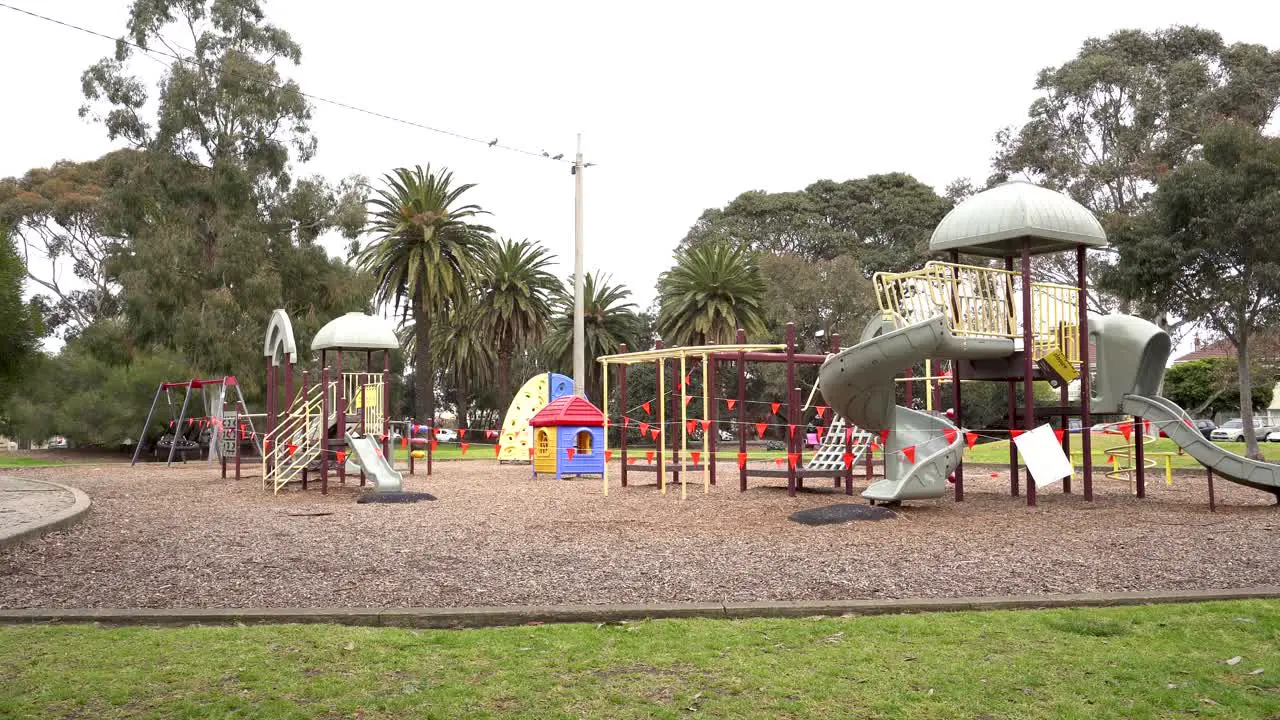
[1236,327,1262,460]
[456,365,470,437]
[498,347,513,413]
[413,305,435,425]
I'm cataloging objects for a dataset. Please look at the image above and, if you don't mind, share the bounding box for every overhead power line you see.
[0,2,572,164]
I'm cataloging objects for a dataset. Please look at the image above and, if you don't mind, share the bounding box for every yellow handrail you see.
[874,261,1081,365]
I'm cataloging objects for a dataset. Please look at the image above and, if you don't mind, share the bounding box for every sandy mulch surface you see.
[0,461,1277,609]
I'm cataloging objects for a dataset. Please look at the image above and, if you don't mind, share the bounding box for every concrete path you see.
[0,476,91,548]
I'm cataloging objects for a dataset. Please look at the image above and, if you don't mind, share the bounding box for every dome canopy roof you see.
[310,312,401,351]
[929,181,1108,258]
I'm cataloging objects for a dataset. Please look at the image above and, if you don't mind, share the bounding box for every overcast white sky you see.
[4,0,1278,351]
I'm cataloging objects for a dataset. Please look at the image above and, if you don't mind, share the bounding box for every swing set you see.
[129,376,262,468]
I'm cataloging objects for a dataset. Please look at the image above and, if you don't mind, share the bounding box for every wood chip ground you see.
[1,461,1276,609]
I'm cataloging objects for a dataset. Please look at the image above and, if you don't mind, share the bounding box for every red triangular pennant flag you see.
[843,451,854,469]
[605,450,613,462]
[816,406,827,419]
[402,437,409,449]
[726,399,737,411]
[943,428,957,444]
[1107,455,1116,463]
[787,452,800,469]
[431,439,438,452]
[623,416,631,428]
[645,450,655,464]
[336,450,346,464]
[870,441,880,452]
[627,456,637,465]
[901,445,916,464]
[642,401,651,415]
[774,457,784,468]
[686,419,696,435]
[639,422,650,437]
[965,432,978,448]
[1120,423,1132,441]
[1054,428,1065,442]
[287,443,297,456]
[495,444,502,457]
[691,451,701,464]
[685,373,692,388]
[1009,429,1024,440]
[771,402,781,415]
[460,442,469,455]
[566,447,575,461]
[701,419,711,432]
[737,452,747,469]
[684,396,693,408]
[845,428,853,443]
[264,439,271,451]
[788,424,797,438]
[755,422,767,438]
[651,429,660,441]
[528,447,535,459]
[879,429,890,445]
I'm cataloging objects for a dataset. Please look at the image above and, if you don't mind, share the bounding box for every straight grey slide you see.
[344,432,404,492]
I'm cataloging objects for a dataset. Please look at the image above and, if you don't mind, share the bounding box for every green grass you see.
[963,433,1280,470]
[0,456,65,468]
[2,601,1278,718]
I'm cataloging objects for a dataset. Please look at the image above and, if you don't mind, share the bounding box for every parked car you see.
[1266,428,1280,443]
[1210,418,1275,442]
[46,436,68,449]
[432,427,459,443]
[690,427,735,443]
[1191,419,1217,439]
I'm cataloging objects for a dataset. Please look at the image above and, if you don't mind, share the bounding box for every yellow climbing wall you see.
[498,374,548,462]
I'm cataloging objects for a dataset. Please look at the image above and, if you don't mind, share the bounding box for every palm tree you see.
[657,242,768,345]
[433,302,495,437]
[546,271,641,400]
[476,238,559,410]
[356,165,492,423]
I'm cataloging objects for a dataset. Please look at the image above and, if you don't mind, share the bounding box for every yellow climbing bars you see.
[874,261,1081,364]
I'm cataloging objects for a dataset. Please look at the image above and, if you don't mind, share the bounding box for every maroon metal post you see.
[1060,381,1071,493]
[1134,416,1146,498]
[843,427,853,495]
[284,363,294,415]
[948,250,965,503]
[408,416,415,476]
[904,366,914,407]
[785,322,797,497]
[866,447,873,484]
[335,350,346,485]
[320,363,330,495]
[300,370,309,490]
[266,364,275,439]
[427,426,433,476]
[670,351,681,485]
[618,343,629,487]
[1078,245,1093,500]
[1021,238,1037,507]
[1207,468,1216,512]
[736,329,748,491]
[707,342,717,486]
[383,349,392,465]
[1005,256,1019,497]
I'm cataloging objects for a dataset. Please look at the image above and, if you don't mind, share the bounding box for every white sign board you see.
[1012,423,1072,489]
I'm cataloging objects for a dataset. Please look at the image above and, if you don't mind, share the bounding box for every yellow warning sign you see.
[1039,348,1079,385]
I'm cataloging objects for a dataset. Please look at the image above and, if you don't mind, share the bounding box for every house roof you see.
[1173,338,1236,364]
[530,396,604,427]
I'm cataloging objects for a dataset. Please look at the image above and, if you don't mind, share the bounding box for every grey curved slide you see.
[818,315,1014,502]
[344,432,403,492]
[1121,394,1280,498]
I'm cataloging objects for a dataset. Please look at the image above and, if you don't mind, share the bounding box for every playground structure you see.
[260,311,402,494]
[497,372,575,462]
[595,331,875,500]
[130,375,262,470]
[817,180,1280,506]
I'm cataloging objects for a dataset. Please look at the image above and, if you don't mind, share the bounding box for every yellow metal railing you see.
[343,372,384,433]
[874,261,1081,364]
[262,381,329,494]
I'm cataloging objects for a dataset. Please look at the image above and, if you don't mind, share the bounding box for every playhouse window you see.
[575,430,593,455]
[536,429,549,453]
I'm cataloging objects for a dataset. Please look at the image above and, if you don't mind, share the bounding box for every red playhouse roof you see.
[529,395,604,427]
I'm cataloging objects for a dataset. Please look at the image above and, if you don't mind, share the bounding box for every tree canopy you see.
[1107,121,1280,456]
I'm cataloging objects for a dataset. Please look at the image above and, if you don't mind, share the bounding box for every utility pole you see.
[572,134,586,397]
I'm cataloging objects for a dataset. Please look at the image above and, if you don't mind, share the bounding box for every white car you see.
[432,428,459,443]
[1210,419,1274,442]
[1267,429,1280,443]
